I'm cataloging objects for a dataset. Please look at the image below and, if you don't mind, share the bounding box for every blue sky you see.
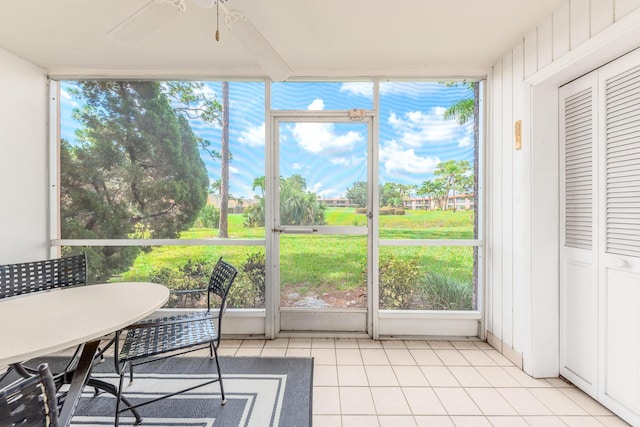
[60,81,474,200]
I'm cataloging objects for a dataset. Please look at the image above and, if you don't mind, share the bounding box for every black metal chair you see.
[112,257,238,426]
[0,253,87,299]
[0,363,60,427]
[0,253,144,424]
[0,254,88,382]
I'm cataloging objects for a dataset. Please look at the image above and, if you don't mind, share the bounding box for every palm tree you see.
[444,81,480,309]
[210,178,221,194]
[252,176,266,197]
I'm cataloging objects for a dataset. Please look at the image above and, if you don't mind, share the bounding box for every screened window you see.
[377,81,480,310]
[58,80,266,308]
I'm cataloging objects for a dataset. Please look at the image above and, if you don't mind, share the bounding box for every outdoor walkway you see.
[218,338,630,427]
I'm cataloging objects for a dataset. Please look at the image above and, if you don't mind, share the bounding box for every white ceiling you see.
[0,0,565,79]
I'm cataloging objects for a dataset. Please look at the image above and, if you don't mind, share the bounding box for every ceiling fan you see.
[106,0,292,81]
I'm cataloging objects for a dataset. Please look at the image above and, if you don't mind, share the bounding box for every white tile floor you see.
[217,338,631,427]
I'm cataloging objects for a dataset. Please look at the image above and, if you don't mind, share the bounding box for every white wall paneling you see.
[511,43,525,353]
[616,0,640,21]
[538,16,554,69]
[570,0,591,49]
[501,52,514,349]
[489,61,504,341]
[524,29,538,79]
[553,2,571,60]
[593,0,615,36]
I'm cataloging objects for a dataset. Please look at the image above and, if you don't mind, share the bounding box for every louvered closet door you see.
[597,50,640,423]
[559,72,599,397]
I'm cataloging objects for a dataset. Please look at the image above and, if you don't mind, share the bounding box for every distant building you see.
[207,195,257,213]
[317,198,353,208]
[317,194,474,210]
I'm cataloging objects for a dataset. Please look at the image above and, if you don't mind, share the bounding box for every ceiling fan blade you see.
[107,0,185,46]
[224,8,292,82]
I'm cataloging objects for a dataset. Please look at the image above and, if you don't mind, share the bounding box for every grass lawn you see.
[121,208,475,292]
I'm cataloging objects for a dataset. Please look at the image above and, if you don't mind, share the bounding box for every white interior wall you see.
[0,48,49,263]
[487,0,640,377]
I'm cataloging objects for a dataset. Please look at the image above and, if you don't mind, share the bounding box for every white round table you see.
[0,282,169,366]
[0,281,169,425]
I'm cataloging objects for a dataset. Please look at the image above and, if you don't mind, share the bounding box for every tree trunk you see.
[219,82,230,238]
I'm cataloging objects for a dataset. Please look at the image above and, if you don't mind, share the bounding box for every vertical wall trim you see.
[527,85,560,377]
[502,52,515,348]
[48,79,59,258]
[512,42,525,353]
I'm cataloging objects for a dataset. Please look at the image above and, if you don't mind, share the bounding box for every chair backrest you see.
[0,253,87,299]
[207,257,238,314]
[0,363,59,427]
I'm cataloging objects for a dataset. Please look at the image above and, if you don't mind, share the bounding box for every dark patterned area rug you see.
[69,356,313,427]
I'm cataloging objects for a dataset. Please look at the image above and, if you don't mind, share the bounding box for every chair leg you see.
[115,372,125,427]
[88,377,143,425]
[213,345,226,405]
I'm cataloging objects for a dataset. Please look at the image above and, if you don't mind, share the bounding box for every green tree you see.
[61,81,210,282]
[209,178,221,196]
[165,80,231,237]
[252,176,266,197]
[418,179,446,210]
[380,182,401,207]
[345,181,367,208]
[243,175,325,227]
[433,160,471,210]
[280,175,326,225]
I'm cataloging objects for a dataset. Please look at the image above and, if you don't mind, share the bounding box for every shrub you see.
[393,208,405,215]
[242,251,266,304]
[194,205,220,228]
[379,255,422,309]
[354,207,367,214]
[243,199,265,227]
[152,259,212,308]
[419,272,473,310]
[379,206,395,215]
[226,279,260,308]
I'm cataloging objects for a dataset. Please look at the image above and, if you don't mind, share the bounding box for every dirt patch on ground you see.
[280,284,367,309]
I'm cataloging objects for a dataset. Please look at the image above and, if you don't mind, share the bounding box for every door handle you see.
[614,259,628,268]
[272,228,318,234]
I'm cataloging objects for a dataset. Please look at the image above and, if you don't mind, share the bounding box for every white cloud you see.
[310,182,324,194]
[238,123,265,147]
[458,132,472,148]
[293,122,363,154]
[230,165,240,174]
[379,82,440,97]
[340,82,373,98]
[340,81,443,99]
[330,157,351,166]
[60,88,79,107]
[307,98,325,110]
[379,140,440,175]
[388,107,466,147]
[292,163,303,170]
